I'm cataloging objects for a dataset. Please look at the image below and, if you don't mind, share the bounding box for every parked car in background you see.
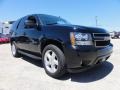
[10,14,113,78]
[0,34,10,43]
[1,21,15,35]
[110,31,120,39]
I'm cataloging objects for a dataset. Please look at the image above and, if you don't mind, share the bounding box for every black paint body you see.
[10,14,113,72]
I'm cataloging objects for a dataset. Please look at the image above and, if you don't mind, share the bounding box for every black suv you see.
[10,14,113,78]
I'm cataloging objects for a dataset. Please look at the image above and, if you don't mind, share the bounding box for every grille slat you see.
[93,33,110,47]
[93,33,110,37]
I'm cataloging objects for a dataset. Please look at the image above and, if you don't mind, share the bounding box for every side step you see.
[18,50,42,60]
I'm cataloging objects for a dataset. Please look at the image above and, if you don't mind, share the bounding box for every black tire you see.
[42,44,66,78]
[11,42,20,57]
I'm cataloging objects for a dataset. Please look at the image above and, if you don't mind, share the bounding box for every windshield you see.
[38,14,71,25]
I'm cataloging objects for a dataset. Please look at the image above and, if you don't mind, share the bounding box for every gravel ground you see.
[0,39,119,90]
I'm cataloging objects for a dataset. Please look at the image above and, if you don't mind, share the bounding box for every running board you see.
[18,50,41,60]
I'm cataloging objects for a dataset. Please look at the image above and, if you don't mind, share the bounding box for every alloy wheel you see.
[44,50,59,73]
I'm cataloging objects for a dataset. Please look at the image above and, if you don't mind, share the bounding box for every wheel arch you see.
[40,39,65,54]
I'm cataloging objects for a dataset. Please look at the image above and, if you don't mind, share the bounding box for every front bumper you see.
[64,44,113,71]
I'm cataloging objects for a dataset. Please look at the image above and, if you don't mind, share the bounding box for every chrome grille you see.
[93,33,110,47]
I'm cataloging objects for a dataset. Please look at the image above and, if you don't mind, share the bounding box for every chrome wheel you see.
[44,50,59,73]
[11,44,16,56]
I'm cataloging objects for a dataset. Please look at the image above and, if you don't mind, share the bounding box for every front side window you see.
[38,14,71,25]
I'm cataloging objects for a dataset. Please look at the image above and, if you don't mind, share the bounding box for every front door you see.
[22,15,42,54]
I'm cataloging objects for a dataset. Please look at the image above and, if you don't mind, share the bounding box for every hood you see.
[52,24,109,34]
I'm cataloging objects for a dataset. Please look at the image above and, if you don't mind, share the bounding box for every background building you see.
[0,22,3,34]
[0,21,14,35]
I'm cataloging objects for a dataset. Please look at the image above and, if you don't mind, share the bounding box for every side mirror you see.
[25,20,37,28]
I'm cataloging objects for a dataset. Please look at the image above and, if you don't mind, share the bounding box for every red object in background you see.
[0,38,1,42]
[0,38,10,43]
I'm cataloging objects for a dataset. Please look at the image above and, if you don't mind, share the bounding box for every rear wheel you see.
[42,44,66,78]
[11,43,20,57]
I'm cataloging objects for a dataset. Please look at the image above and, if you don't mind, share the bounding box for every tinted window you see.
[27,16,37,23]
[25,16,37,29]
[38,14,71,25]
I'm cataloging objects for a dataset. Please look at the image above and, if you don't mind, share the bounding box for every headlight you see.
[70,32,93,46]
[74,33,90,41]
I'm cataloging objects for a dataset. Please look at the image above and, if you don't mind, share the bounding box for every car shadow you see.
[61,61,114,83]
[20,56,114,83]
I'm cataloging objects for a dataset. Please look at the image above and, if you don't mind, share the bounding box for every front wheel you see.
[42,45,66,78]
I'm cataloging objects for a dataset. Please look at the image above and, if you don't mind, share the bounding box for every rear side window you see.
[11,19,20,30]
[11,19,21,32]
[17,16,28,30]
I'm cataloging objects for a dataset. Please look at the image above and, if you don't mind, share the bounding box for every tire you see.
[42,44,66,78]
[11,42,20,57]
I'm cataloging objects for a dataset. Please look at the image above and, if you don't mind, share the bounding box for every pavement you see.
[0,39,119,90]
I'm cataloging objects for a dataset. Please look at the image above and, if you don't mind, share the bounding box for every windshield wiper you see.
[46,22,58,25]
